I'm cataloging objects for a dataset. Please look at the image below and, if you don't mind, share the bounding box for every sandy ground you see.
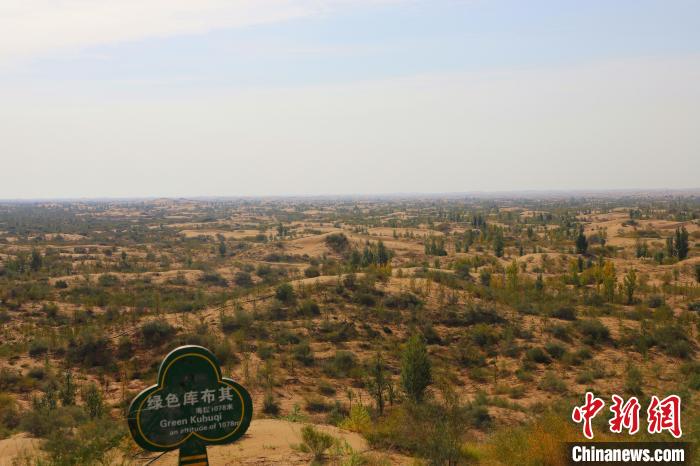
[0,420,407,466]
[0,434,41,466]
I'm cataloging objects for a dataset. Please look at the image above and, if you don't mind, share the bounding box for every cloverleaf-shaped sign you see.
[128,345,252,465]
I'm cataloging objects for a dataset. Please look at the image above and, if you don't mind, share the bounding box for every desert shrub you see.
[317,321,357,343]
[318,381,336,396]
[221,308,252,333]
[116,337,133,360]
[325,233,350,253]
[384,292,422,309]
[299,425,335,462]
[652,324,693,358]
[20,403,86,438]
[469,323,500,349]
[550,307,577,321]
[454,341,486,368]
[525,347,551,365]
[297,300,320,318]
[544,342,566,360]
[262,391,280,416]
[233,271,253,287]
[199,272,228,286]
[41,417,125,466]
[305,396,333,413]
[141,320,176,347]
[0,393,19,432]
[547,324,572,342]
[688,302,700,312]
[304,266,321,278]
[28,339,49,358]
[323,351,358,378]
[576,319,610,345]
[275,283,296,304]
[648,295,665,308]
[538,371,566,393]
[97,274,120,287]
[339,404,371,433]
[293,342,315,366]
[67,331,112,368]
[624,365,644,396]
[27,367,46,380]
[366,395,482,463]
[483,410,578,465]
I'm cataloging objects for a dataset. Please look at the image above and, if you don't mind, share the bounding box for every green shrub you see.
[538,371,566,393]
[576,319,610,345]
[67,331,112,368]
[141,320,176,347]
[545,342,566,360]
[275,283,296,304]
[299,425,335,462]
[550,307,577,321]
[323,351,358,378]
[293,342,315,366]
[28,339,49,358]
[525,347,551,364]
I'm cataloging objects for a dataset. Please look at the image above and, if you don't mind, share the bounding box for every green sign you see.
[128,345,253,465]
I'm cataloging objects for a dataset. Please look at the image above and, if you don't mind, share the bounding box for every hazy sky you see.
[1,0,699,198]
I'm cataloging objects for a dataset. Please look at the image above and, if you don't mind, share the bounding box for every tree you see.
[59,370,76,406]
[493,233,504,258]
[30,249,43,272]
[401,334,431,403]
[275,283,296,304]
[367,353,389,415]
[623,268,637,305]
[575,227,588,255]
[666,236,675,258]
[506,260,518,289]
[377,240,390,266]
[602,261,616,302]
[535,273,544,292]
[675,227,689,260]
[218,240,227,257]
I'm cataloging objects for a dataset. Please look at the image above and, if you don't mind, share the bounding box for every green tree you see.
[218,240,227,257]
[623,268,637,305]
[275,283,296,304]
[30,249,43,272]
[401,334,431,403]
[493,233,504,258]
[81,383,104,419]
[666,236,675,258]
[377,240,390,266]
[59,370,76,406]
[575,227,588,255]
[675,227,689,260]
[367,353,389,415]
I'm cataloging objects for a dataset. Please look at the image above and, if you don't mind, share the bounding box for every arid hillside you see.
[0,195,699,465]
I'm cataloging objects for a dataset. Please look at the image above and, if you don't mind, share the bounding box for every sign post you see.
[127,345,253,465]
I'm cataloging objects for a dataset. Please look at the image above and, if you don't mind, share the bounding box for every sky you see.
[1,0,699,199]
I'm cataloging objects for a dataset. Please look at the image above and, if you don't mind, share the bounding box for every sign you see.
[128,345,253,465]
